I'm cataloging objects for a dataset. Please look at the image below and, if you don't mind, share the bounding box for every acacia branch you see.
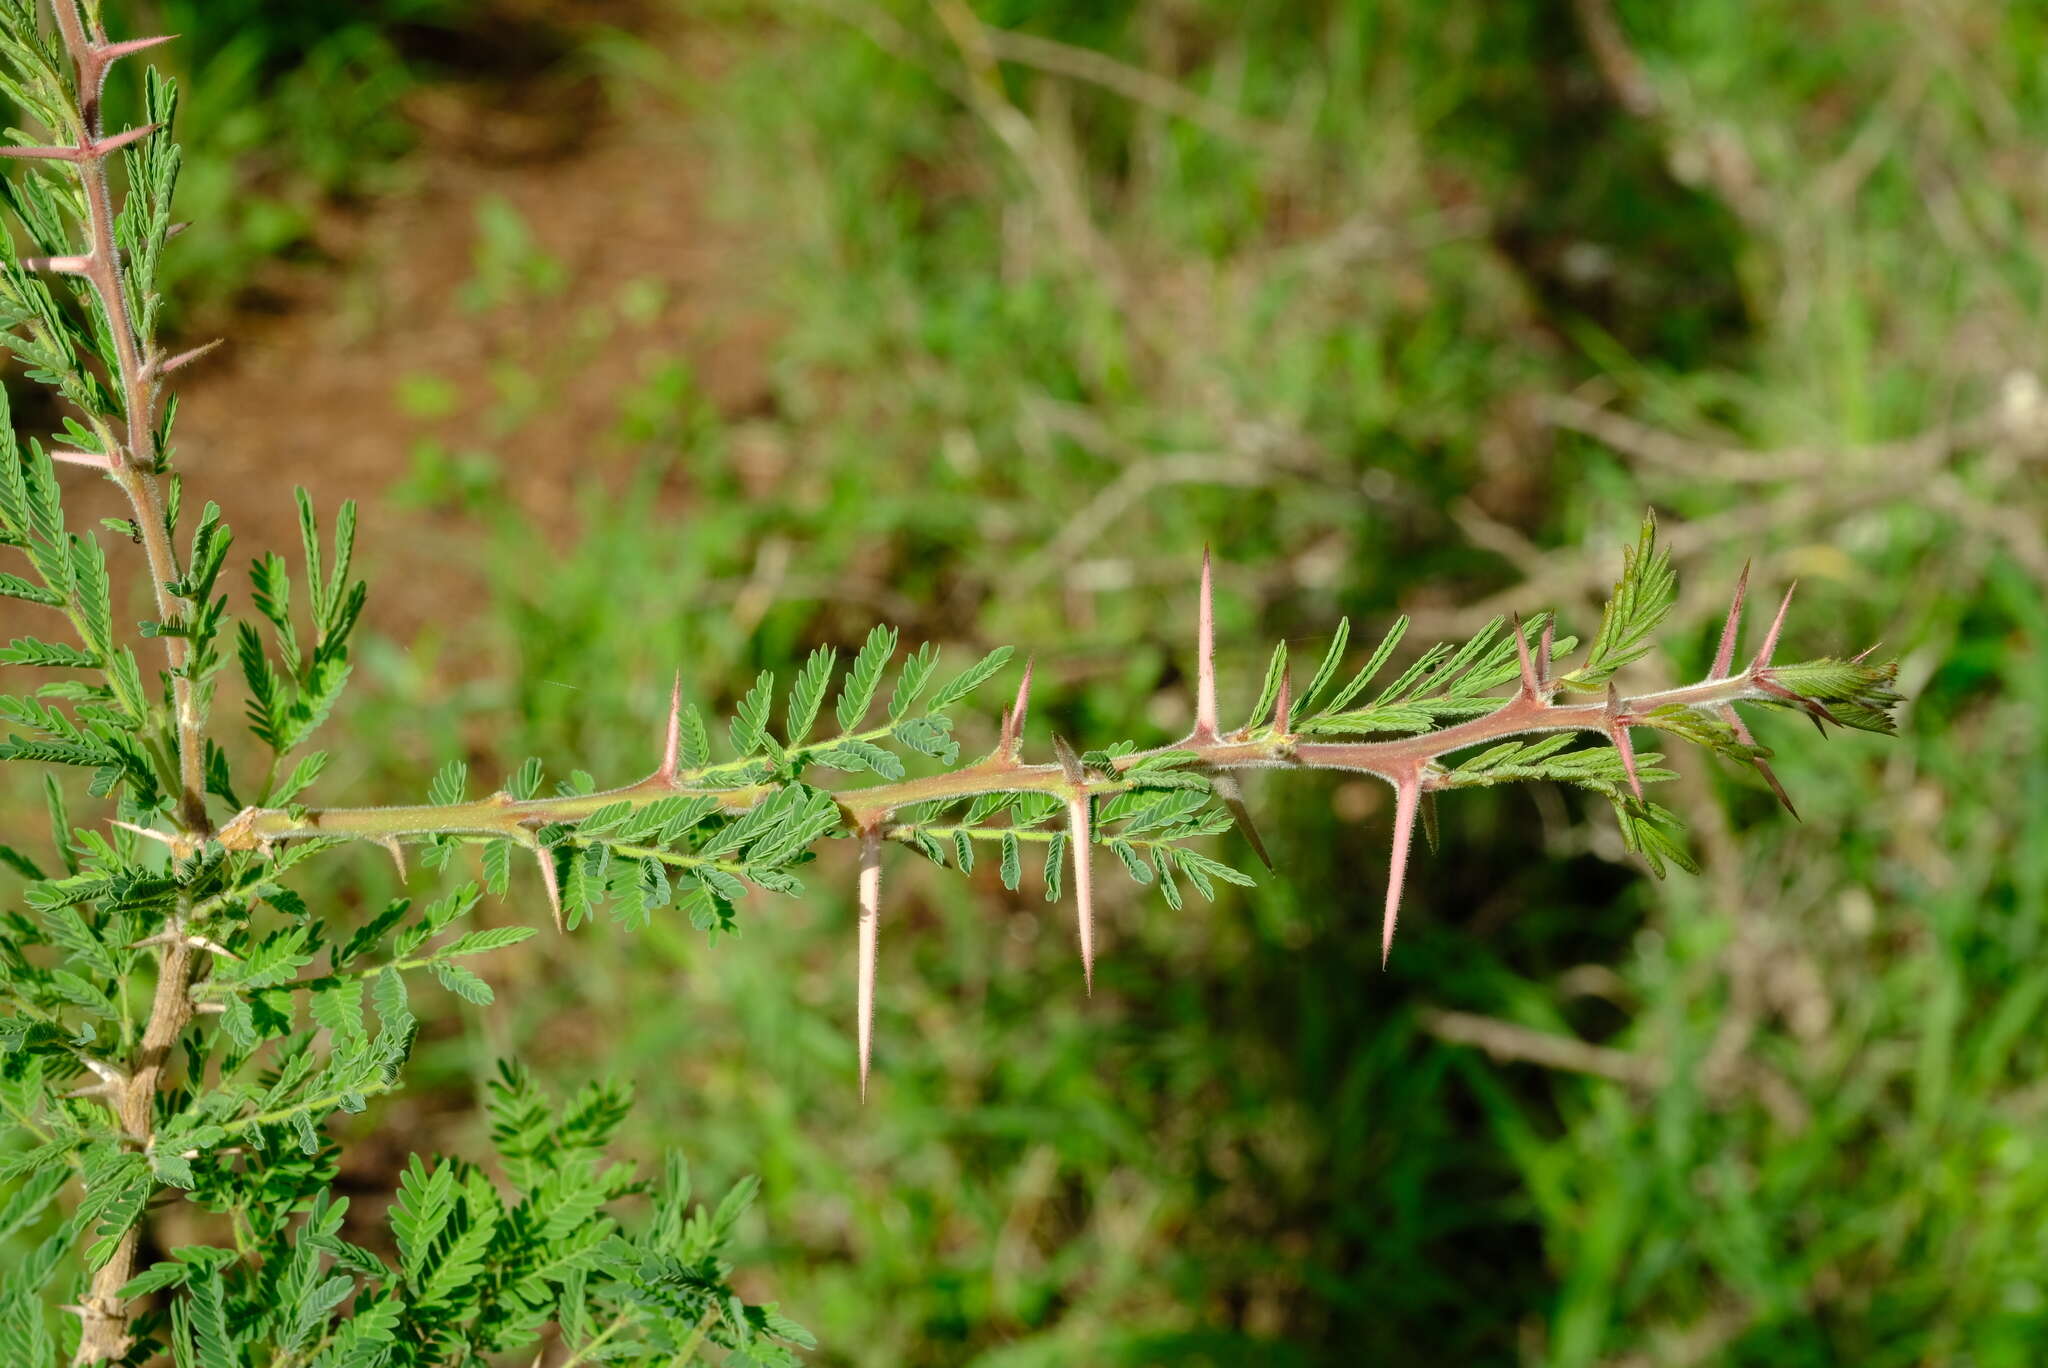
[214,671,1785,857]
[205,531,1894,1098]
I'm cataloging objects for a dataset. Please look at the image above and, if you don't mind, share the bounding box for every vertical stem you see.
[39,6,204,1360]
[73,931,197,1364]
[47,0,206,833]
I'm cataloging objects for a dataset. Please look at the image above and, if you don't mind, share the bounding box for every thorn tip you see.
[1382,771,1421,967]
[1194,547,1218,740]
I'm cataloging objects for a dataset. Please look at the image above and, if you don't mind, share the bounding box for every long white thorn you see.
[1049,735,1096,992]
[535,845,563,933]
[857,827,883,1100]
[1068,793,1096,995]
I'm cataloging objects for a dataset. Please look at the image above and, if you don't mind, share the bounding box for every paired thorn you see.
[1272,670,1293,736]
[856,826,882,1101]
[999,656,1034,758]
[1605,683,1645,801]
[1710,560,1751,680]
[128,924,234,959]
[379,838,408,881]
[0,121,161,164]
[1383,769,1422,968]
[1711,565,1804,815]
[1193,547,1218,741]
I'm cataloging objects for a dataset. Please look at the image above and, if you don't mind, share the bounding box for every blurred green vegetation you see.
[9,0,2048,1363]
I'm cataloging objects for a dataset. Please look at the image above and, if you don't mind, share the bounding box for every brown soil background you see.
[67,12,779,641]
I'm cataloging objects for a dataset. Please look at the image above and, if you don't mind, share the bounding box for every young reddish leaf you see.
[1212,772,1275,872]
[999,655,1034,758]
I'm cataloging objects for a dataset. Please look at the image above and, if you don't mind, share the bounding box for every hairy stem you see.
[47,0,205,833]
[40,8,204,1359]
[72,927,197,1364]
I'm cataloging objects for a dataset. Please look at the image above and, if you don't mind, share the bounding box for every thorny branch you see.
[215,531,1898,1092]
[12,3,206,835]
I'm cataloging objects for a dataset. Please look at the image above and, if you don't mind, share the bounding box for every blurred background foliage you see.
[6,0,2046,1363]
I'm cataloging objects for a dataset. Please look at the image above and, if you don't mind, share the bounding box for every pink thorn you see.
[49,448,113,470]
[1613,726,1644,801]
[1511,612,1541,699]
[1000,655,1035,757]
[158,339,223,375]
[536,847,563,933]
[857,828,882,1100]
[93,34,177,63]
[1272,669,1293,735]
[20,254,92,274]
[1382,770,1421,968]
[1068,794,1096,995]
[1194,547,1218,740]
[1537,618,1555,682]
[1709,560,1750,679]
[1749,581,1796,674]
[1606,683,1643,801]
[88,123,161,156]
[0,144,83,163]
[658,673,682,782]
